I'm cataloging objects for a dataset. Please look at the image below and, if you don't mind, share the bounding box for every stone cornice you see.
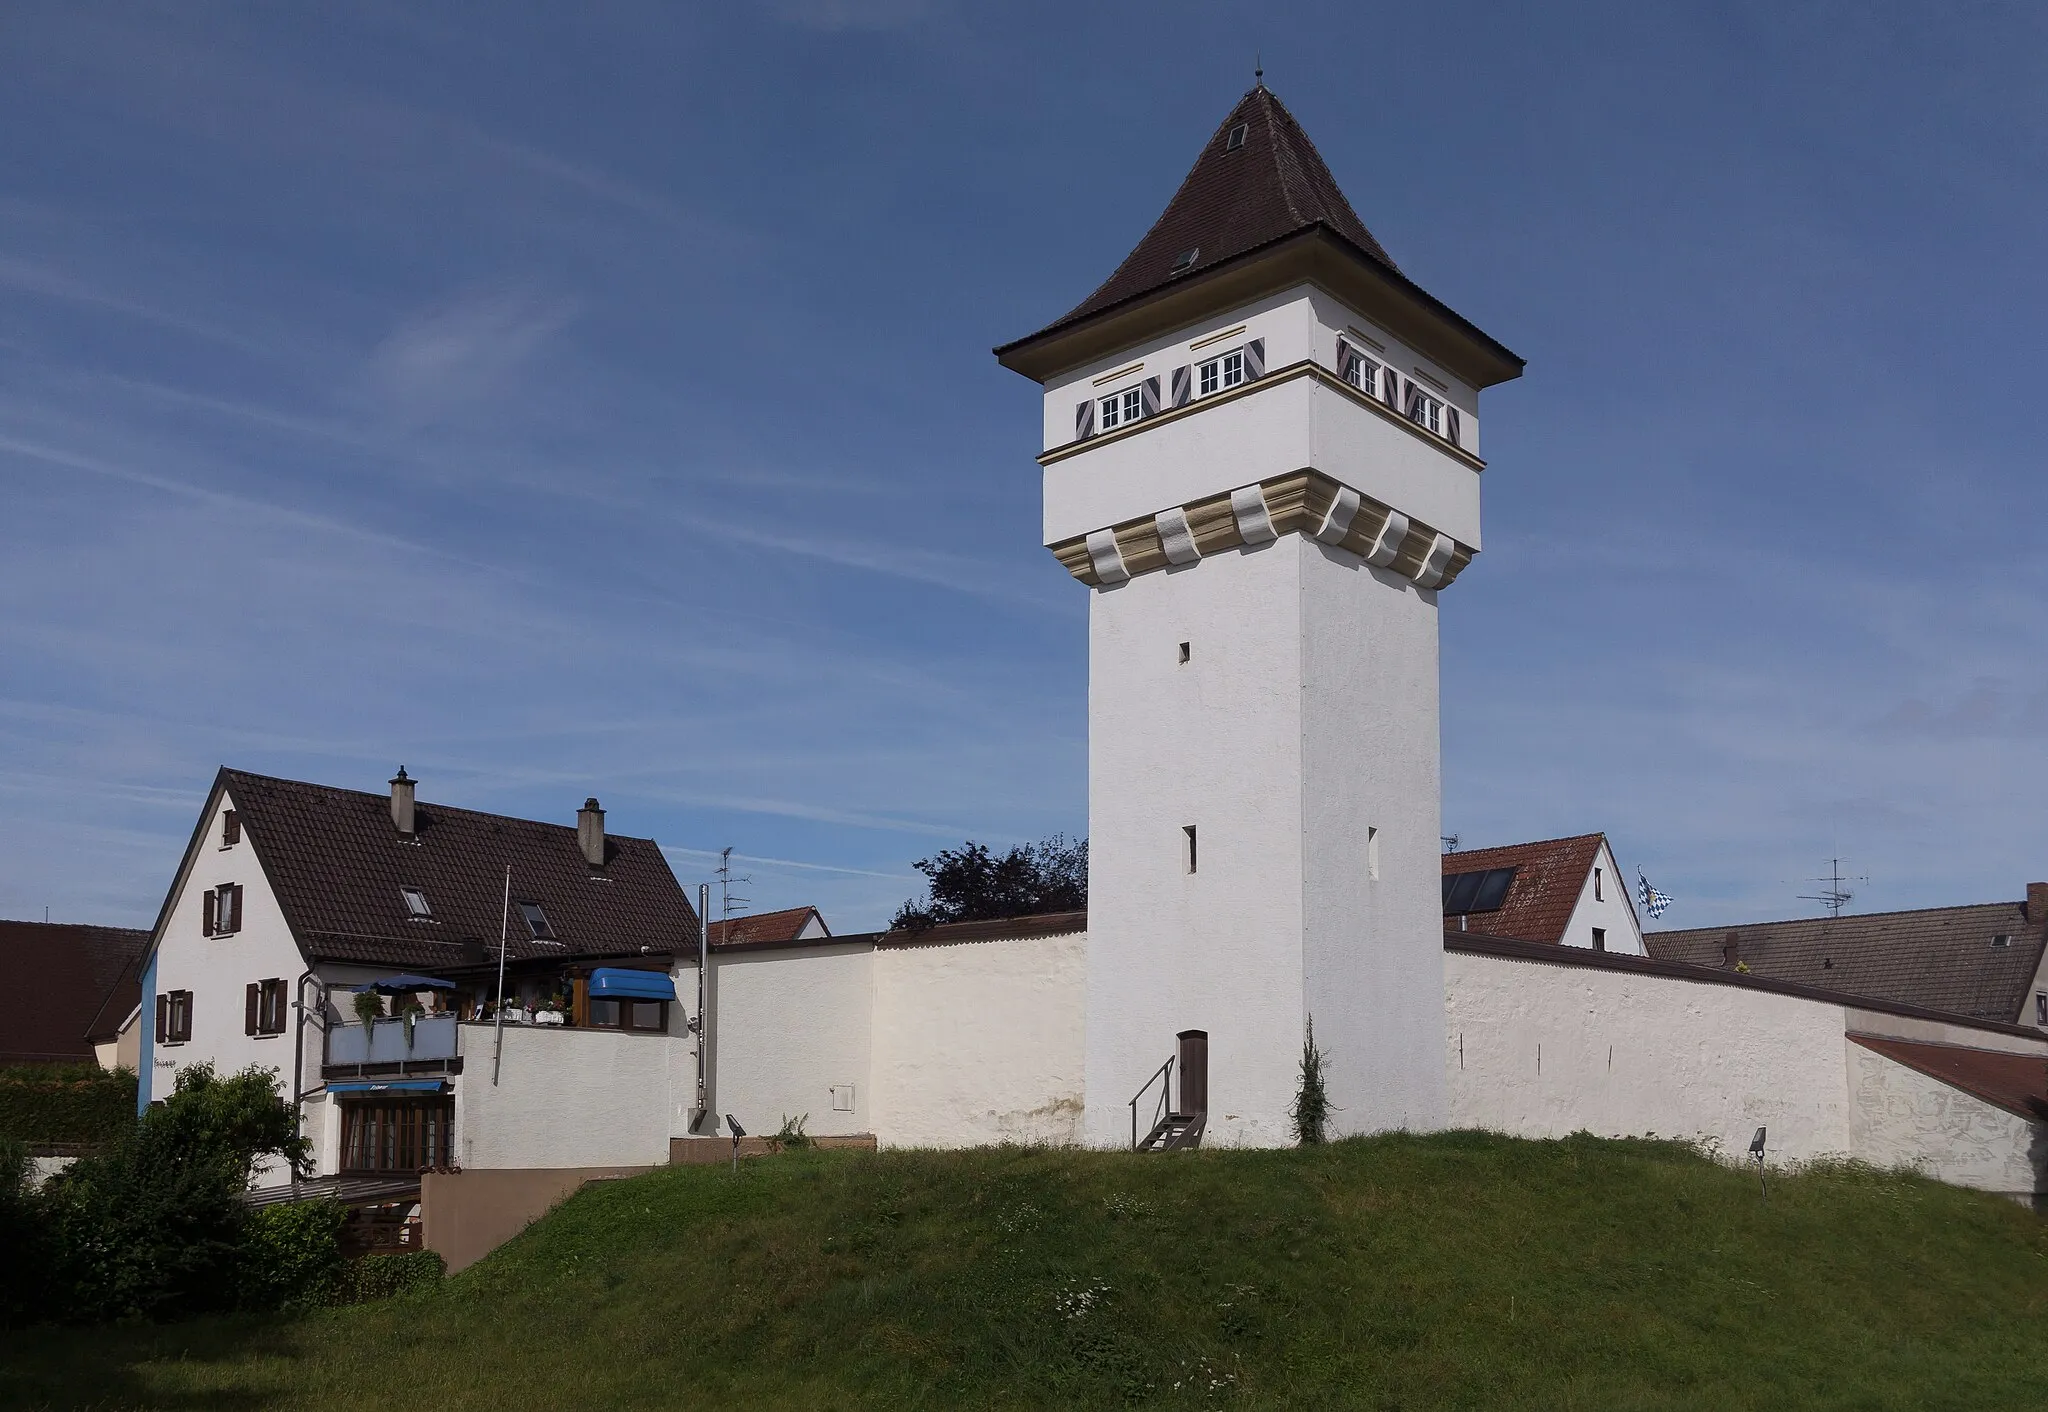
[1037,358,1487,473]
[1048,468,1475,593]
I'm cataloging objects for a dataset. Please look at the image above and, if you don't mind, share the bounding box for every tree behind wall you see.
[890,835,1087,930]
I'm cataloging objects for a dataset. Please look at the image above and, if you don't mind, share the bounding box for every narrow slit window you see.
[1592,927,1607,952]
[400,887,432,919]
[1367,826,1379,881]
[1594,867,1603,902]
[1183,825,1198,875]
[2037,993,2047,1026]
[1178,641,1191,664]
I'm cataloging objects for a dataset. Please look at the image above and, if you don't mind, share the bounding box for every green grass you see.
[4,1131,2046,1410]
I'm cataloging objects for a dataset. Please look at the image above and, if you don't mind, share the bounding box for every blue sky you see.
[3,2,2043,934]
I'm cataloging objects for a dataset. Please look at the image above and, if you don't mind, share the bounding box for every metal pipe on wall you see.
[491,864,510,1085]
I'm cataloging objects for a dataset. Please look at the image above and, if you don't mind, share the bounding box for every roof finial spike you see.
[1254,51,1263,86]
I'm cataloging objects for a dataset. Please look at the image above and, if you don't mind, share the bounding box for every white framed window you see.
[1198,347,1246,398]
[1340,343,1382,399]
[1409,388,1444,435]
[1098,385,1143,431]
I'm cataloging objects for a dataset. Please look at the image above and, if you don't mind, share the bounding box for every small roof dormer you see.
[996,83,1521,392]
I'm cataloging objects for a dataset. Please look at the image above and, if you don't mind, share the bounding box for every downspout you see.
[693,882,710,1127]
[135,951,158,1114]
[289,968,320,1187]
[492,864,510,1085]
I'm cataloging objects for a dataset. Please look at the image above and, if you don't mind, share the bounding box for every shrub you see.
[0,1068,137,1147]
[1292,1016,1330,1146]
[239,1200,346,1313]
[339,1251,444,1304]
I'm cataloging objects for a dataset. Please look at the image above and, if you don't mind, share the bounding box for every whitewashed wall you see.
[1556,839,1646,955]
[870,929,1087,1148]
[1445,948,1854,1163]
[1848,1042,2044,1196]
[454,1023,677,1169]
[147,786,318,1184]
[691,942,875,1141]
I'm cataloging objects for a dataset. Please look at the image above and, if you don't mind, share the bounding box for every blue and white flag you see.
[1638,870,1673,921]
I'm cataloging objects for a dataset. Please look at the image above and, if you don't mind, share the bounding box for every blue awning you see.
[589,968,678,1002]
[328,1080,448,1094]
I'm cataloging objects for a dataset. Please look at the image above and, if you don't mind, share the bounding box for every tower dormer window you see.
[1225,122,1248,151]
[1406,386,1444,436]
[1338,342,1382,399]
[1099,386,1144,432]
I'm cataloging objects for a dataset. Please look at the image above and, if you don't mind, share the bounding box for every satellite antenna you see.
[1441,834,1460,854]
[1798,858,1865,918]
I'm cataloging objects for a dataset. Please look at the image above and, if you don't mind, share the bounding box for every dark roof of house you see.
[1848,1034,2048,1121]
[1446,929,2046,1042]
[1052,84,1398,335]
[712,906,829,948]
[1644,898,2046,1027]
[1441,835,1608,945]
[217,769,699,972]
[0,920,148,1064]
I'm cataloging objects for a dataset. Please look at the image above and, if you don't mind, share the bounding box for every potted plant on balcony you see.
[535,992,566,1026]
[398,995,425,1048]
[352,989,384,1028]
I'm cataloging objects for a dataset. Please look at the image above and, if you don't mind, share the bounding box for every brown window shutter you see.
[245,983,259,1035]
[222,810,239,845]
[156,994,168,1043]
[203,889,217,937]
[229,884,244,933]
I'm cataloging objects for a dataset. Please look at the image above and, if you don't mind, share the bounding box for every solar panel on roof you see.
[1442,867,1516,916]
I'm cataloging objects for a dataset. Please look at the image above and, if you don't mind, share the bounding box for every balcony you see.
[323,1015,462,1080]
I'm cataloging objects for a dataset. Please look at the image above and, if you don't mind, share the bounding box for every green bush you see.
[0,1068,137,1147]
[339,1250,444,1304]
[239,1201,345,1313]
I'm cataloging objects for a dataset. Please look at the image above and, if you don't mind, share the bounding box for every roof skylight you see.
[1225,122,1248,151]
[400,886,432,919]
[518,901,555,941]
[1171,247,1200,274]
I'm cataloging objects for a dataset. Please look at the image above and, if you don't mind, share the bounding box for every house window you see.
[518,902,555,940]
[1340,344,1382,399]
[2037,993,2047,1026]
[832,1084,856,1112]
[1183,825,1198,875]
[340,1094,452,1173]
[1594,867,1603,902]
[156,990,193,1044]
[203,883,244,937]
[400,887,432,919]
[1592,927,1607,952]
[1098,385,1144,432]
[1198,347,1246,397]
[588,998,667,1032]
[221,810,239,847]
[246,977,288,1036]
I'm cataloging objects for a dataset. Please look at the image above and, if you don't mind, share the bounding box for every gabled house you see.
[1646,884,2048,1030]
[137,767,700,1184]
[1441,834,1644,955]
[0,919,148,1067]
[713,906,831,948]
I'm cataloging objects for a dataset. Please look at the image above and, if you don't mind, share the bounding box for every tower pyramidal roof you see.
[1063,83,1400,327]
[999,84,1521,388]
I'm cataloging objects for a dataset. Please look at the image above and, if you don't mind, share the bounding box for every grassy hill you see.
[3,1132,2046,1410]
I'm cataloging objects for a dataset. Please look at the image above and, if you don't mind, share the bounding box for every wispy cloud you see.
[364,286,580,420]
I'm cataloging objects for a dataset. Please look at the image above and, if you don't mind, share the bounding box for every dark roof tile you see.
[1441,835,1607,945]
[1,920,148,1063]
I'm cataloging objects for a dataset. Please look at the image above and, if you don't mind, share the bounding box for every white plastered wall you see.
[1300,537,1448,1135]
[1847,1042,2045,1196]
[1085,541,1306,1148]
[454,1023,677,1169]
[689,942,875,1141]
[869,929,1088,1148]
[149,787,319,1184]
[1556,839,1647,955]
[1445,949,1854,1163]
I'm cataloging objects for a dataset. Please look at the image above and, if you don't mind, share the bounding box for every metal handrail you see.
[1128,1055,1174,1151]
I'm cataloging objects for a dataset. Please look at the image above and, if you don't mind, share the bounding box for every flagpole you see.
[491,863,510,1086]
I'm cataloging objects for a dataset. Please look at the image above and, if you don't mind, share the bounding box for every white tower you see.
[996,85,1523,1147]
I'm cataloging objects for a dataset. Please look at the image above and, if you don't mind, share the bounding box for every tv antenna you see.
[716,847,752,941]
[1798,858,1864,918]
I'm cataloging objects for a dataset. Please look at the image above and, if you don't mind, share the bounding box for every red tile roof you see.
[0,920,148,1064]
[1646,899,2046,1027]
[712,906,828,949]
[1441,834,1606,945]
[1848,1034,2048,1121]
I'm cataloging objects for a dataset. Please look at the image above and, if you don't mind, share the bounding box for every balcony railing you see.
[325,1014,458,1068]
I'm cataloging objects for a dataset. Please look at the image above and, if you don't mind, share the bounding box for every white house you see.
[1441,833,1646,955]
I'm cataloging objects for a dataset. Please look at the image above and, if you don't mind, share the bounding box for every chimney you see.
[2028,882,2048,930]
[1721,930,1740,967]
[577,797,606,869]
[389,767,415,836]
